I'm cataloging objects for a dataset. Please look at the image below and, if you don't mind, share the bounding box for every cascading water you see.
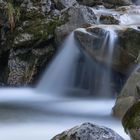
[37,27,117,98]
[98,29,117,97]
[37,32,80,95]
[1,4,138,140]
[0,29,129,140]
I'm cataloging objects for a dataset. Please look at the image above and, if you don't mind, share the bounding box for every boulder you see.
[53,0,78,10]
[122,101,140,140]
[55,5,96,42]
[113,66,140,119]
[74,26,140,74]
[100,15,120,24]
[113,96,137,119]
[7,45,55,86]
[0,0,59,86]
[51,122,124,140]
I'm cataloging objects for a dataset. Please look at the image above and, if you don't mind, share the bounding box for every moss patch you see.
[122,101,140,133]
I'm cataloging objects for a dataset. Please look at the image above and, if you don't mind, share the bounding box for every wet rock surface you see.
[74,26,140,74]
[51,122,124,140]
[113,66,140,119]
[122,101,140,140]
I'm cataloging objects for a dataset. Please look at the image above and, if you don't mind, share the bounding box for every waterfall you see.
[37,32,80,94]
[98,29,117,97]
[37,27,117,98]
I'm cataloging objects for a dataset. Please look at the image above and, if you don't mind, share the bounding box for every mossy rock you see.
[122,101,140,140]
[8,16,63,48]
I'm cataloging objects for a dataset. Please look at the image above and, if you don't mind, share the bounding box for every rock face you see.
[113,66,140,119]
[51,122,124,140]
[74,26,140,74]
[122,101,140,140]
[0,0,59,86]
[55,5,96,42]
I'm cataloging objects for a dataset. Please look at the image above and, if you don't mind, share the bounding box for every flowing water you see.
[0,29,130,140]
[0,88,129,140]
[37,32,80,95]
[98,29,117,97]
[92,5,140,25]
[1,4,140,140]
[0,2,140,140]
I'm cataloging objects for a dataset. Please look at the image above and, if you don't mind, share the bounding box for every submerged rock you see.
[51,122,124,140]
[122,101,140,140]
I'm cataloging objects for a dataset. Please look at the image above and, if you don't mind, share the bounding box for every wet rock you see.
[113,96,136,119]
[122,101,140,140]
[100,15,120,24]
[113,66,140,119]
[53,0,78,10]
[55,5,96,42]
[41,0,52,13]
[74,26,140,74]
[51,122,124,140]
[77,0,132,8]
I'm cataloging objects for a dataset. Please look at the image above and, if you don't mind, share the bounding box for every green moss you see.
[4,0,70,49]
[122,101,140,133]
[60,135,67,140]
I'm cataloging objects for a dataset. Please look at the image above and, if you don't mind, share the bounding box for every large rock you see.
[51,122,124,140]
[113,66,140,119]
[7,46,55,86]
[122,101,140,140]
[53,0,78,10]
[55,5,96,42]
[74,26,140,74]
[0,0,58,86]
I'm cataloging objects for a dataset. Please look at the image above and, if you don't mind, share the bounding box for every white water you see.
[37,33,80,94]
[0,88,129,140]
[98,29,117,97]
[0,30,130,140]
[91,6,140,25]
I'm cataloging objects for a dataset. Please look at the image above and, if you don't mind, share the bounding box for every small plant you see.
[15,6,21,22]
[5,2,15,31]
[4,1,21,31]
